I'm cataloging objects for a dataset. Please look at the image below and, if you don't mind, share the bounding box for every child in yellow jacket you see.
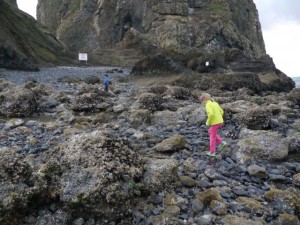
[199,93,227,156]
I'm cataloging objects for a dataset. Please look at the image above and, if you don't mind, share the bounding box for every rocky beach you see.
[1,0,300,224]
[0,67,299,225]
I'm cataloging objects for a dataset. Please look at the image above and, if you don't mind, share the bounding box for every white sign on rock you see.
[78,53,88,61]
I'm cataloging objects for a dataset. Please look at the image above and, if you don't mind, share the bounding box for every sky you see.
[17,0,37,19]
[16,0,300,77]
[253,0,300,77]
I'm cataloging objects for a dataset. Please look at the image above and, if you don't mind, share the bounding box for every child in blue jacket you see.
[103,74,110,92]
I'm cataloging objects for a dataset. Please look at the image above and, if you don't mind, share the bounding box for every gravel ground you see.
[0,66,131,85]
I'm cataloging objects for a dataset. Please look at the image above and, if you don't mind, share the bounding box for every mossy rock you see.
[179,176,196,187]
[195,188,223,206]
[222,215,264,225]
[292,173,300,187]
[164,193,187,206]
[138,92,164,112]
[287,88,300,105]
[127,109,152,127]
[236,197,264,212]
[152,134,188,152]
[92,112,113,124]
[210,200,228,216]
[276,213,300,225]
[265,188,300,212]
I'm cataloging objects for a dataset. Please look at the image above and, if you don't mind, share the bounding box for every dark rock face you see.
[131,53,185,75]
[174,71,294,94]
[5,0,17,7]
[0,43,38,71]
[0,0,74,71]
[37,0,265,59]
[36,0,295,92]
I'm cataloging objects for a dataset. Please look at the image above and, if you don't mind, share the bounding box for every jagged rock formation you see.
[0,0,74,71]
[38,0,265,59]
[37,0,266,64]
[37,0,295,91]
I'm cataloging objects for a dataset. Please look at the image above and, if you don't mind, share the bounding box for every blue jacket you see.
[104,77,110,86]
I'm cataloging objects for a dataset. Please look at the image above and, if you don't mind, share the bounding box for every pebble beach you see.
[0,67,299,225]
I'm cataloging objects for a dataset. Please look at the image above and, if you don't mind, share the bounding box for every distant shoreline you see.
[0,66,131,86]
[1,67,299,88]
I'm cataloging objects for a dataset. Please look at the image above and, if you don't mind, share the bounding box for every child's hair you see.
[199,93,211,102]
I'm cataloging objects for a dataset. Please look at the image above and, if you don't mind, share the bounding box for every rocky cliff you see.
[0,0,74,70]
[37,0,295,92]
[37,0,265,63]
[5,0,16,7]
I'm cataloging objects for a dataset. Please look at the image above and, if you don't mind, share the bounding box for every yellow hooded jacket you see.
[205,99,224,126]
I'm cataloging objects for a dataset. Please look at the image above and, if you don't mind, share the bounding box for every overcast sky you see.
[253,0,300,77]
[16,0,300,77]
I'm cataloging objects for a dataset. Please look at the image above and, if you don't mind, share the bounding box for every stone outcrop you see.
[152,134,188,152]
[0,0,74,70]
[38,0,265,59]
[36,0,295,91]
[236,128,289,162]
[0,86,38,117]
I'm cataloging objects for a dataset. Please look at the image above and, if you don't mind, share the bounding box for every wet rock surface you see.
[0,67,300,225]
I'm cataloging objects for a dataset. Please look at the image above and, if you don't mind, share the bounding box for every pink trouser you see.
[208,123,223,153]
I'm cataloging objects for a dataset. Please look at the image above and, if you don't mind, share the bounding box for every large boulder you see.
[177,105,207,126]
[237,107,272,130]
[0,130,151,224]
[137,92,164,112]
[142,157,179,193]
[45,130,146,220]
[152,110,184,127]
[71,86,108,112]
[235,128,289,162]
[127,109,152,127]
[0,78,15,92]
[152,134,188,152]
[0,86,37,117]
[0,148,45,225]
[222,100,258,114]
